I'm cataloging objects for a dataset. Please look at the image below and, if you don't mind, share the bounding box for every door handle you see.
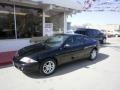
[84,46,89,49]
[84,45,93,49]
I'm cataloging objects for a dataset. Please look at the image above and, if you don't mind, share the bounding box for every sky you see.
[67,0,120,26]
[67,11,120,25]
[32,0,120,25]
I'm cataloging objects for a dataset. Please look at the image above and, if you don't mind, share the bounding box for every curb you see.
[0,61,12,66]
[0,51,16,66]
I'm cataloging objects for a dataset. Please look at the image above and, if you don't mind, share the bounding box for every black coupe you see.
[13,34,100,75]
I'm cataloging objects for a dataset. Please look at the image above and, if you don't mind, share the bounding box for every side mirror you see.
[64,44,70,48]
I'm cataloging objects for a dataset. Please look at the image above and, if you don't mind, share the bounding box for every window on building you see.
[16,7,43,38]
[0,5,15,39]
[0,4,43,39]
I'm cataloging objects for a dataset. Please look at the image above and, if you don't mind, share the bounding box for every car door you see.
[56,35,86,65]
[56,36,76,65]
[83,37,95,57]
[71,36,86,60]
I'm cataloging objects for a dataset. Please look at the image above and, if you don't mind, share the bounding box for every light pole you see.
[13,0,17,39]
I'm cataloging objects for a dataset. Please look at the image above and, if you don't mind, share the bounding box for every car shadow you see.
[100,42,111,48]
[24,53,109,79]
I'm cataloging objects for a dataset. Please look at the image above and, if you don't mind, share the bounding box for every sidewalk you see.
[0,51,16,66]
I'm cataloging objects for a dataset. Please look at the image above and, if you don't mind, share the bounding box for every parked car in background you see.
[106,30,115,38]
[101,30,115,38]
[113,30,120,37]
[13,34,99,76]
[65,29,74,34]
[101,30,107,36]
[75,28,107,44]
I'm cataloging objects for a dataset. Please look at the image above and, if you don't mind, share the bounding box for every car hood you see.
[17,43,52,57]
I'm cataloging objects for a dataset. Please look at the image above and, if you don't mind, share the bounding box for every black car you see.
[13,34,99,76]
[75,28,106,44]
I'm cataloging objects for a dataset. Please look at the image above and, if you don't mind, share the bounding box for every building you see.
[87,24,120,31]
[0,0,82,53]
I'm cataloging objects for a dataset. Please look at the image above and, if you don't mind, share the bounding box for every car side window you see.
[87,29,99,37]
[94,30,100,35]
[83,36,93,44]
[65,37,74,47]
[75,30,86,35]
[73,36,84,46]
[65,36,84,47]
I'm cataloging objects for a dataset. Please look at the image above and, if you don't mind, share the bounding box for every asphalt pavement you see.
[0,37,120,90]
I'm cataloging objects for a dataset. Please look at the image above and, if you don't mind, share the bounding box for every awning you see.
[39,0,83,11]
[0,0,86,13]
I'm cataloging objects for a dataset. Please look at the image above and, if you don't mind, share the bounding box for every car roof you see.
[55,33,87,37]
[76,28,99,31]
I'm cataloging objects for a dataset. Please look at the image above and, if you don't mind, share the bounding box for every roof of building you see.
[0,0,84,13]
[39,0,83,11]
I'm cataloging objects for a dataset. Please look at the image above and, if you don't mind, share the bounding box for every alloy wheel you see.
[42,60,56,75]
[90,49,97,60]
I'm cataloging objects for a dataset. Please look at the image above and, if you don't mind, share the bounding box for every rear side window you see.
[75,29,101,38]
[75,30,87,35]
[83,36,94,44]
[87,29,100,37]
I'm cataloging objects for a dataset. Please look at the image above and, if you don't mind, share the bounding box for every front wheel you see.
[39,58,56,76]
[89,49,97,61]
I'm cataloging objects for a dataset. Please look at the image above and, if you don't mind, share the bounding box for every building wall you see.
[51,12,67,34]
[0,39,31,52]
[0,0,71,53]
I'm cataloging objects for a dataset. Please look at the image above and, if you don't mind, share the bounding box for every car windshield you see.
[44,35,68,47]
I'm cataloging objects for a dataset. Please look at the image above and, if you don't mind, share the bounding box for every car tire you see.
[39,58,56,76]
[89,49,97,61]
[101,38,106,44]
[115,34,118,37]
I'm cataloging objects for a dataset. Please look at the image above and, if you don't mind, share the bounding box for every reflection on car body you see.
[13,34,100,76]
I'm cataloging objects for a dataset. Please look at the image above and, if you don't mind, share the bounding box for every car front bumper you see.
[13,57,39,73]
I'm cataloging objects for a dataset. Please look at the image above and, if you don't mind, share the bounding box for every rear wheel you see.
[115,34,118,37]
[39,58,56,76]
[89,49,97,61]
[101,38,106,44]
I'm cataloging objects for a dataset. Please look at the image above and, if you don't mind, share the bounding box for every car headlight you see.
[20,57,37,63]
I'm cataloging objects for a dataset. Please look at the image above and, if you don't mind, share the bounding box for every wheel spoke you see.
[42,60,55,74]
[91,50,97,59]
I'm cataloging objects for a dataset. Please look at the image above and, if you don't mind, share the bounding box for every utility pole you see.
[13,0,17,39]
